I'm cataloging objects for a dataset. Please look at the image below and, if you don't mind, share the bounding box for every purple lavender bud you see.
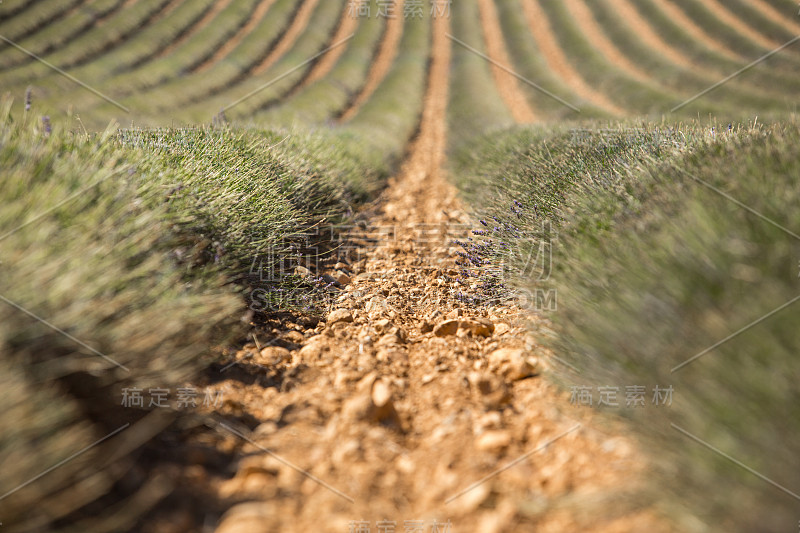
[24,87,31,111]
[41,116,51,135]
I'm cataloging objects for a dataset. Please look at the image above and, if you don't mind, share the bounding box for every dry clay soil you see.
[149,15,672,533]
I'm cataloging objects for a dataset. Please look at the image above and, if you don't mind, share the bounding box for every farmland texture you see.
[1,1,799,532]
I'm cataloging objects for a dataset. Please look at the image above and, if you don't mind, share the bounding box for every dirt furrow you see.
[744,0,800,34]
[337,0,406,123]
[194,0,276,73]
[520,0,624,115]
[650,0,744,62]
[250,0,321,76]
[693,0,780,49]
[146,10,673,533]
[476,0,538,123]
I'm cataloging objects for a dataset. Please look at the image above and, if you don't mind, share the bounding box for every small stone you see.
[327,308,353,325]
[420,320,434,333]
[494,323,510,335]
[433,319,459,337]
[371,378,392,407]
[475,412,503,434]
[282,331,304,344]
[460,319,494,337]
[476,430,512,452]
[374,318,392,332]
[447,308,463,320]
[254,421,278,436]
[376,332,400,346]
[335,271,351,285]
[489,348,538,381]
[257,346,290,364]
[341,378,400,427]
[469,372,511,409]
[294,266,311,278]
[216,502,278,533]
[334,262,350,271]
[296,341,327,362]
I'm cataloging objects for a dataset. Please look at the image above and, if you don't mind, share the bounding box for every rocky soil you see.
[143,13,669,533]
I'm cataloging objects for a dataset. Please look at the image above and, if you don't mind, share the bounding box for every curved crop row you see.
[0,0,85,60]
[447,0,512,151]
[1,0,175,88]
[10,0,215,98]
[0,0,47,23]
[577,0,794,113]
[255,6,386,126]
[174,0,345,123]
[342,1,431,165]
[476,0,537,123]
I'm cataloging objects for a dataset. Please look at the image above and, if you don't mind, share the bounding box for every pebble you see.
[257,346,290,364]
[327,308,353,325]
[469,372,511,410]
[294,266,311,278]
[460,318,494,337]
[488,348,538,381]
[433,319,459,336]
[447,308,463,319]
[216,502,278,533]
[494,323,511,335]
[282,331,304,344]
[476,430,512,452]
[371,378,392,407]
[374,318,392,332]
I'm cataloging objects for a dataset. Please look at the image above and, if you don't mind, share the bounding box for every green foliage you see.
[0,101,386,531]
[454,117,800,532]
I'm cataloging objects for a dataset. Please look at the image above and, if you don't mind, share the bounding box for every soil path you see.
[149,12,674,533]
[648,0,744,62]
[744,0,800,34]
[136,2,674,528]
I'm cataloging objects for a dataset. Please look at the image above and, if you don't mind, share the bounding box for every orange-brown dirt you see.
[744,0,800,34]
[695,0,781,49]
[142,11,670,533]
[644,0,744,63]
